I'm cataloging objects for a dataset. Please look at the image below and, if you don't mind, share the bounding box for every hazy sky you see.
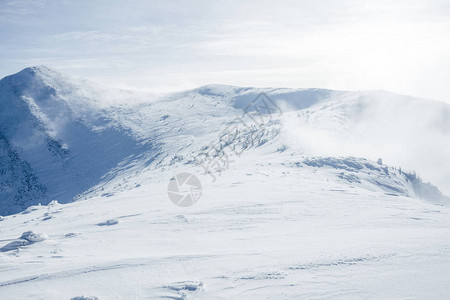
[1,0,450,102]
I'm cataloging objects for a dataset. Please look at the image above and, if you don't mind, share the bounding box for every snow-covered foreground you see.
[1,150,450,299]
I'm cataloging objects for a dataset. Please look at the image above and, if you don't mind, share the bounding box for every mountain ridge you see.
[0,66,449,215]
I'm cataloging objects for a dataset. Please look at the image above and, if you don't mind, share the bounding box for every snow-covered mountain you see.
[0,66,154,214]
[0,67,450,299]
[0,66,448,215]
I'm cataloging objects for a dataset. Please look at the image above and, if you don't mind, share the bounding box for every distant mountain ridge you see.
[0,66,449,215]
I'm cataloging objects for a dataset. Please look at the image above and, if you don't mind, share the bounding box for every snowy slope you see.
[0,152,450,299]
[0,67,450,299]
[0,66,156,214]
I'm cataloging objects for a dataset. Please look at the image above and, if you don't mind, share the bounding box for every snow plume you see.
[284,90,450,195]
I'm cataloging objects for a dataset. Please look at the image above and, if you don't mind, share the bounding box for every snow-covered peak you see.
[183,84,352,112]
[0,67,156,214]
[4,65,83,94]
[15,65,59,78]
[0,67,449,215]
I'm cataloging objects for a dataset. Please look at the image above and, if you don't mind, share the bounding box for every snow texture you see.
[0,67,450,299]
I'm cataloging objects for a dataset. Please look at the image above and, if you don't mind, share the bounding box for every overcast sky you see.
[1,0,450,102]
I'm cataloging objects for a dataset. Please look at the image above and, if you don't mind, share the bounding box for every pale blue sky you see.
[1,0,450,102]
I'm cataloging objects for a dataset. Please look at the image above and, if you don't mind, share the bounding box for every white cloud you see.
[0,0,450,103]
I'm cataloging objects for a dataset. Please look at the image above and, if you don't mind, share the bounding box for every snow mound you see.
[22,205,43,214]
[163,281,204,299]
[0,231,47,252]
[65,232,79,238]
[20,231,47,243]
[166,281,204,292]
[97,219,119,226]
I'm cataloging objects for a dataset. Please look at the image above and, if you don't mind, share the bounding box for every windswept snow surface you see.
[1,154,450,299]
[0,67,450,299]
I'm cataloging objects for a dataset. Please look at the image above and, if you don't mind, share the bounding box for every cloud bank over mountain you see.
[1,0,450,102]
